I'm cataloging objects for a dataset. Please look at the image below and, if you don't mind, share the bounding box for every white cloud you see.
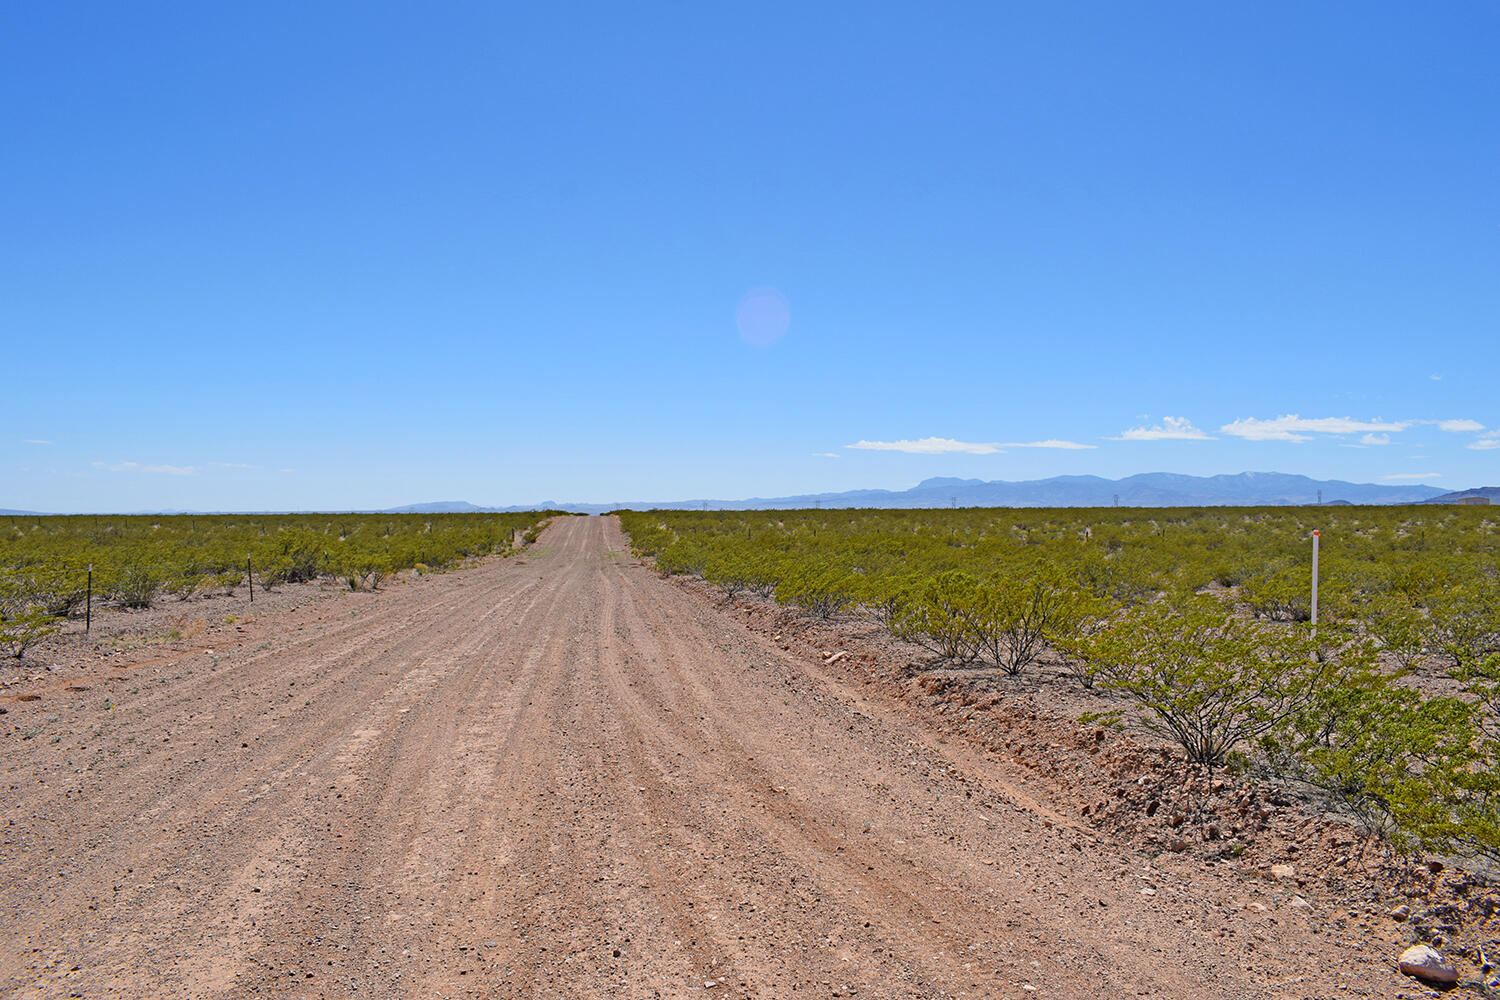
[1382,472,1443,480]
[845,437,1094,454]
[1360,433,1391,446]
[1469,439,1500,451]
[1430,374,1443,381]
[1003,439,1097,450]
[1220,415,1409,442]
[93,461,197,475]
[811,452,840,459]
[1112,417,1213,441]
[210,462,257,470]
[22,439,53,445]
[847,438,1002,455]
[1436,419,1484,433]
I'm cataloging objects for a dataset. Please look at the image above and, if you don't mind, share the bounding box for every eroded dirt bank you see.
[1,517,1422,998]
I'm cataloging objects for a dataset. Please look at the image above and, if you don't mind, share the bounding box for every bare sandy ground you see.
[0,517,1426,998]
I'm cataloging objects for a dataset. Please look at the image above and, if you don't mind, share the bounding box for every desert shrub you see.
[114,564,161,608]
[1365,595,1430,671]
[1078,593,1331,773]
[262,533,325,587]
[1428,581,1500,672]
[1206,558,1254,588]
[891,571,978,662]
[29,569,89,618]
[1241,565,1313,622]
[363,559,391,590]
[744,554,783,599]
[961,567,1087,676]
[1070,547,1167,606]
[704,547,755,600]
[1265,665,1474,853]
[164,570,206,601]
[775,562,857,619]
[858,573,919,630]
[654,540,707,578]
[0,609,61,658]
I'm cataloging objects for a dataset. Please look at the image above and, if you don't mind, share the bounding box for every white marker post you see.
[1310,530,1320,636]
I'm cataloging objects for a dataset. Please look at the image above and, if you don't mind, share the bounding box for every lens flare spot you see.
[736,286,790,347]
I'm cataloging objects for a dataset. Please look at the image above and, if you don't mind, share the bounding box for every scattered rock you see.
[1426,859,1446,875]
[1269,864,1295,882]
[1389,905,1411,922]
[1289,896,1311,910]
[1397,944,1457,985]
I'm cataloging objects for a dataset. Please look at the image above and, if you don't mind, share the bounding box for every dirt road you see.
[1,517,1405,998]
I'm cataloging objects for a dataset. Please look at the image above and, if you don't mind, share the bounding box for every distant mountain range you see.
[1421,486,1500,505]
[5,473,1473,517]
[385,471,1451,514]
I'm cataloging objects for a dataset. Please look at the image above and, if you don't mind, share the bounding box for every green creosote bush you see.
[960,567,1100,676]
[114,564,161,608]
[1364,594,1431,671]
[0,609,61,658]
[703,545,757,601]
[774,561,858,620]
[1262,660,1474,855]
[857,573,919,630]
[890,570,978,662]
[1428,580,1500,672]
[1075,593,1334,774]
[1241,564,1322,623]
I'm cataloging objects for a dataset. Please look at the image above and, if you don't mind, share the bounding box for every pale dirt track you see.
[1,517,1402,999]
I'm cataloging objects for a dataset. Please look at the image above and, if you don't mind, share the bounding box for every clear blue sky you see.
[4,2,1497,510]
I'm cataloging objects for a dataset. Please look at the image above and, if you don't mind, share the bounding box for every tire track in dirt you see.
[2,545,556,996]
[1,516,1408,999]
[596,530,1138,997]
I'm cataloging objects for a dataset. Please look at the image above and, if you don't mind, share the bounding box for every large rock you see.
[1397,945,1458,985]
